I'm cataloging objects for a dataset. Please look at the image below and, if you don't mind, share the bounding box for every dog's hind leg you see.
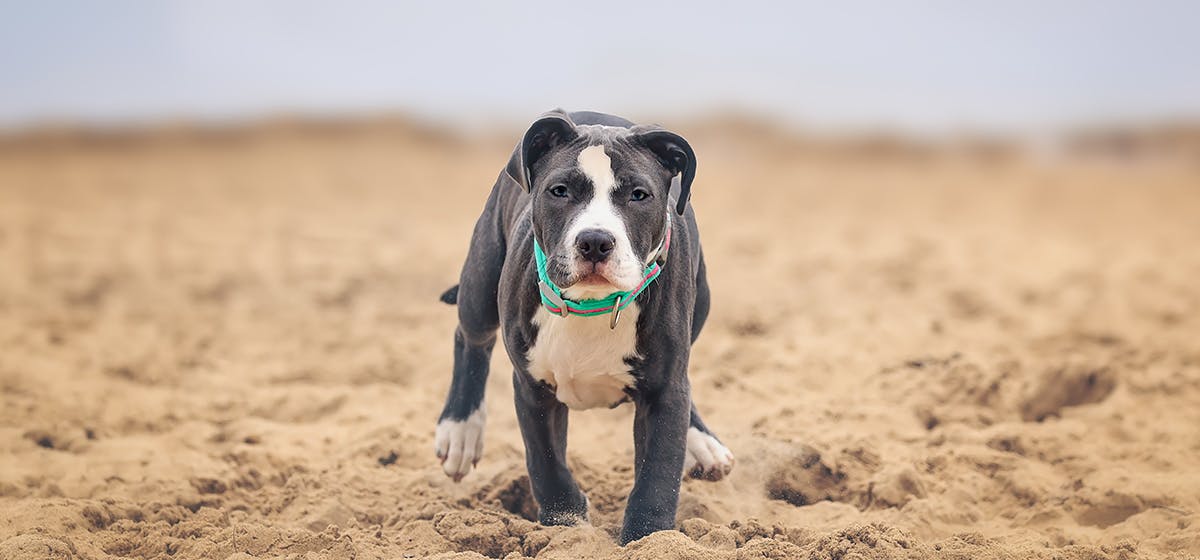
[513,370,590,526]
[683,249,734,481]
[435,197,505,482]
[684,402,734,481]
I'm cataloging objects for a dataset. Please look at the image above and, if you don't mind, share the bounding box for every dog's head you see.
[505,110,696,300]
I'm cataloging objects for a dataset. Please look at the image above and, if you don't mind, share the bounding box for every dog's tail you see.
[439,284,459,305]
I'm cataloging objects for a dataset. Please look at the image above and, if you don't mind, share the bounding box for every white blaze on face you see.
[564,144,642,299]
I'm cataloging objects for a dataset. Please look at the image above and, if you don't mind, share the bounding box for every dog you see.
[435,109,733,544]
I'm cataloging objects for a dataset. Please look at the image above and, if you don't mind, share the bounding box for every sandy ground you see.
[0,120,1198,560]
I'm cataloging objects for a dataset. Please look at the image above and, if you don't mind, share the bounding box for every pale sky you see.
[2,0,1199,133]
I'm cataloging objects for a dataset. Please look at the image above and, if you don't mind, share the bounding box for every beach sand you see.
[1,120,1197,559]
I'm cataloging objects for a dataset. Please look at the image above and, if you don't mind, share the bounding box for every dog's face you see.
[508,113,696,300]
[532,130,673,299]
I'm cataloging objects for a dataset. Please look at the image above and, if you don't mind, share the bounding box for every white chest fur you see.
[526,304,640,410]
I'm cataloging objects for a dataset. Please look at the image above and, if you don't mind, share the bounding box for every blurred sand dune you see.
[1,117,1198,559]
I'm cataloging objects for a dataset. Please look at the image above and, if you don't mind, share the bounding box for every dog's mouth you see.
[546,248,646,301]
[563,264,619,293]
[547,256,628,295]
[573,263,614,286]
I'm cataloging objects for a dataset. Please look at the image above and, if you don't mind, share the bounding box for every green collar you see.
[533,219,672,329]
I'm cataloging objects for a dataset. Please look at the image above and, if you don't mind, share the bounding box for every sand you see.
[0,120,1197,559]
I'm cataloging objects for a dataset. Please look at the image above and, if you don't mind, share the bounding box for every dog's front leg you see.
[513,370,590,526]
[620,372,691,545]
[434,326,495,481]
[434,205,505,482]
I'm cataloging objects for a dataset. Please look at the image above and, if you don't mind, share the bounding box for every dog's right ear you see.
[505,109,578,192]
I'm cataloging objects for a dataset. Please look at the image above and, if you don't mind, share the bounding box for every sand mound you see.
[1,122,1197,559]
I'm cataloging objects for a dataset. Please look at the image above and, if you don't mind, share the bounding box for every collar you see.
[534,216,672,329]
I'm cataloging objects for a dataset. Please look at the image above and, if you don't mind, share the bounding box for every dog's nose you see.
[575,229,616,263]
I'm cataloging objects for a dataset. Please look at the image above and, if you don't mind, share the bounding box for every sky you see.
[2,0,1199,134]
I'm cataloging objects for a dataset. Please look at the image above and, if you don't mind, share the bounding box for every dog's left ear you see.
[505,109,579,192]
[634,127,697,215]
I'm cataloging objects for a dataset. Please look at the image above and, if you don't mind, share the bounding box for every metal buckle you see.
[539,280,570,317]
[610,294,626,329]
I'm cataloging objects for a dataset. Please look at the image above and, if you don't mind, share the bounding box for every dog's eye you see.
[630,188,651,202]
[548,185,569,198]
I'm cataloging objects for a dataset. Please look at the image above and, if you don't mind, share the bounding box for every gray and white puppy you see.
[435,109,733,544]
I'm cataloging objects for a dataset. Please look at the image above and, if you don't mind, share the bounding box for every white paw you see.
[434,409,485,482]
[683,427,734,481]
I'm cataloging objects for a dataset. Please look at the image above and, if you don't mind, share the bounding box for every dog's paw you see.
[434,409,485,482]
[683,427,734,481]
